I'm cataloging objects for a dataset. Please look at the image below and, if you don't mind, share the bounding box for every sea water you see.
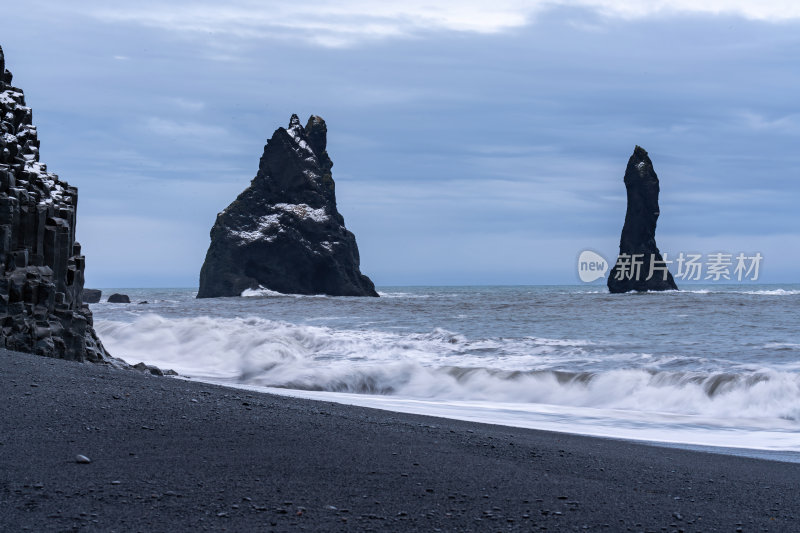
[91,285,800,459]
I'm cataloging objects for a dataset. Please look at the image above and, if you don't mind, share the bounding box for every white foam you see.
[95,315,800,424]
[377,292,432,299]
[241,286,284,297]
[211,383,800,454]
[663,288,800,296]
[765,343,800,350]
[743,289,800,295]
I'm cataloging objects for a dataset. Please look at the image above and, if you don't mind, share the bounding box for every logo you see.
[576,249,763,283]
[577,250,608,282]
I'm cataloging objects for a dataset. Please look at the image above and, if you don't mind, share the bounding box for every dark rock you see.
[1,46,11,85]
[83,289,101,303]
[133,361,167,376]
[0,45,109,362]
[197,114,378,298]
[608,146,678,293]
[107,293,130,304]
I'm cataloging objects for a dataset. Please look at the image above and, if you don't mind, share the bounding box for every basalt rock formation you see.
[608,146,678,293]
[198,114,378,298]
[0,45,109,361]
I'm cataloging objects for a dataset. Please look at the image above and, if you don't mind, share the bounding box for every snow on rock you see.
[274,202,329,222]
[229,214,282,243]
[0,89,22,106]
[285,114,314,155]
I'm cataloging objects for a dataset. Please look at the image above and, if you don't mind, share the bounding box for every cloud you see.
[739,111,800,133]
[4,0,798,286]
[584,0,800,21]
[89,1,535,47]
[84,1,800,48]
[168,98,206,112]
[144,117,228,140]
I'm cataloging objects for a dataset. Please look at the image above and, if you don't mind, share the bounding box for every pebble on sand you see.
[75,454,91,464]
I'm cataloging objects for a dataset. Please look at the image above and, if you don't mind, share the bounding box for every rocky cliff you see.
[198,114,378,298]
[608,146,678,293]
[0,45,109,361]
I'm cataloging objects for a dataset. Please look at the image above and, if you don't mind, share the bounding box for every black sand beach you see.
[1,348,798,532]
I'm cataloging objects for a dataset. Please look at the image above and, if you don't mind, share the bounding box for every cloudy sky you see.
[2,1,799,287]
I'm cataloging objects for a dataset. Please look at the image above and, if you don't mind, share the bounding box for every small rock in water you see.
[83,289,102,303]
[75,454,91,464]
[133,362,165,376]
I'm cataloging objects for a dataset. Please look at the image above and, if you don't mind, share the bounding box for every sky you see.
[2,1,799,287]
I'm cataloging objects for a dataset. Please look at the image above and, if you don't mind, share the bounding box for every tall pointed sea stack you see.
[198,114,378,298]
[608,146,678,293]
[0,45,108,360]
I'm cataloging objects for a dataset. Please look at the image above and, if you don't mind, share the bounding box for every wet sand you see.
[1,348,798,532]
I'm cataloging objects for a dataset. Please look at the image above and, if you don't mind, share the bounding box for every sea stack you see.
[608,146,678,293]
[198,114,378,298]
[0,45,109,361]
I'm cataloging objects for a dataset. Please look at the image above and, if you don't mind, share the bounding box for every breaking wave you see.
[95,314,800,423]
[742,289,800,296]
[241,286,286,297]
[679,288,800,296]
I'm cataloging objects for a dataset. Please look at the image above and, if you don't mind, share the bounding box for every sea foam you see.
[96,314,800,424]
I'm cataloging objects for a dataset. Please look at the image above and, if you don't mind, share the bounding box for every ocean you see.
[91,285,800,460]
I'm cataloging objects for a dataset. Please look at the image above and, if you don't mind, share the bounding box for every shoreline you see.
[186,377,800,465]
[3,348,799,531]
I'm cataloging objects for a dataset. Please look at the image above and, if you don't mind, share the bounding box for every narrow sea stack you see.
[608,146,678,293]
[0,45,108,360]
[198,114,378,298]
